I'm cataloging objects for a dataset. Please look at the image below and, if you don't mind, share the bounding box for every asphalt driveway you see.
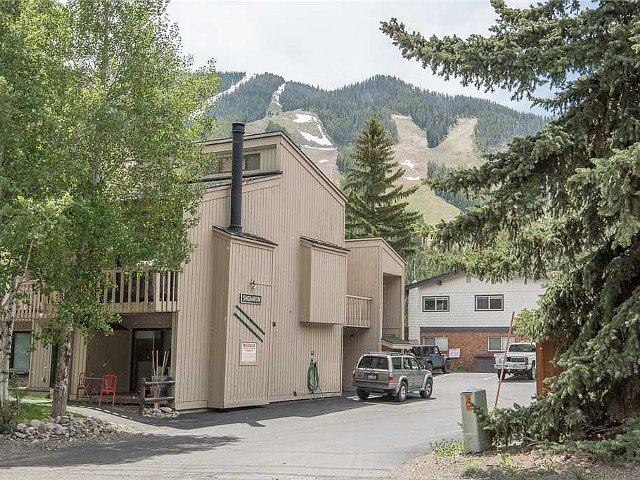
[0,373,535,479]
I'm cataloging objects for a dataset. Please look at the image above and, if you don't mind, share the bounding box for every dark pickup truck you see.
[410,345,451,373]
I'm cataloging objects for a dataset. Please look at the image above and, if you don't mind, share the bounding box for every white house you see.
[405,272,545,371]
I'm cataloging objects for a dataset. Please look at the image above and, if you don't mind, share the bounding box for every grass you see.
[431,439,464,461]
[462,461,488,478]
[16,402,51,423]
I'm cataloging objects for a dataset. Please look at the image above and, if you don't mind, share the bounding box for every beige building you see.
[13,125,405,410]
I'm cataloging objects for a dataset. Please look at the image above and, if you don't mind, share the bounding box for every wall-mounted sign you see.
[240,293,262,305]
[240,341,257,365]
[448,348,460,359]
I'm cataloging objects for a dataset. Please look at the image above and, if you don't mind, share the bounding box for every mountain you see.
[205,71,549,224]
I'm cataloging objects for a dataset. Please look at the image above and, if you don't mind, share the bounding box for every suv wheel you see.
[527,361,536,380]
[357,389,370,400]
[420,378,433,399]
[442,361,451,374]
[394,381,408,403]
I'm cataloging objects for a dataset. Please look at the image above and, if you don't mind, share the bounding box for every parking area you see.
[0,373,535,479]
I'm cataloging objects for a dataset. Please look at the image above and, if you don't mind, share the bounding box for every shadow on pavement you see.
[0,433,239,468]
[85,395,373,430]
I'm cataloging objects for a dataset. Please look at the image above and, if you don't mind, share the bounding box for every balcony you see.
[101,268,179,314]
[345,294,372,328]
[15,269,179,320]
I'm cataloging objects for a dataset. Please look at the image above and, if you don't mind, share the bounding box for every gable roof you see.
[405,271,462,291]
[202,131,347,204]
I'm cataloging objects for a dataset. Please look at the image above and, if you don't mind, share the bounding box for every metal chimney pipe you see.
[229,122,245,233]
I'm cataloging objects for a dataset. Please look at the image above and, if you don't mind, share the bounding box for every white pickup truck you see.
[494,342,537,380]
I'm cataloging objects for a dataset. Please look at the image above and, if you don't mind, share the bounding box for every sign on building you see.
[448,348,461,359]
[240,341,258,365]
[240,293,262,305]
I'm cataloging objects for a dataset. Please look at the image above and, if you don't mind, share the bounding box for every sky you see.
[167,0,548,114]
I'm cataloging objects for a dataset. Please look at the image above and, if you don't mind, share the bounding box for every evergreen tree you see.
[345,115,420,258]
[383,0,640,441]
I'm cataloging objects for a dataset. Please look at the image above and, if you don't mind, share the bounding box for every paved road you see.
[0,373,534,479]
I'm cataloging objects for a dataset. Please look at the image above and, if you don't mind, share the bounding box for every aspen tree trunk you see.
[0,279,18,407]
[51,328,73,417]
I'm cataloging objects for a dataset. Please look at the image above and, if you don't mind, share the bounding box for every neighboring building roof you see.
[405,271,462,291]
[212,225,278,247]
[300,236,349,253]
[381,336,412,350]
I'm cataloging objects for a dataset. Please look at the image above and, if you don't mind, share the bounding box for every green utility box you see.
[460,388,489,453]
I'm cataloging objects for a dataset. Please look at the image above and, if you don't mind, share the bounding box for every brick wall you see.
[420,330,526,372]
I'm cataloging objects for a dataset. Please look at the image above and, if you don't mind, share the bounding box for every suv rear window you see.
[358,356,389,369]
[508,344,536,353]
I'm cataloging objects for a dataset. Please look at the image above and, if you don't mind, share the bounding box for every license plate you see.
[365,373,378,380]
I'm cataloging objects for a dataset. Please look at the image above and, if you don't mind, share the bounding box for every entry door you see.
[131,329,171,391]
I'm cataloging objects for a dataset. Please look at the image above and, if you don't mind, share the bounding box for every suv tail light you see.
[388,373,394,381]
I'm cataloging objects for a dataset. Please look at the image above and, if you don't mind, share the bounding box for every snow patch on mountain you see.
[293,113,314,123]
[302,145,334,151]
[401,159,415,169]
[404,176,421,181]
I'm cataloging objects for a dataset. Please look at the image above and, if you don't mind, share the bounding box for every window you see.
[408,357,420,370]
[244,153,261,171]
[211,153,261,174]
[358,356,388,369]
[488,337,509,352]
[422,296,449,312]
[423,336,449,352]
[508,343,536,353]
[475,294,504,311]
[10,332,31,372]
[392,357,402,370]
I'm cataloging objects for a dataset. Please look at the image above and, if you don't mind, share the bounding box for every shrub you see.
[577,419,640,463]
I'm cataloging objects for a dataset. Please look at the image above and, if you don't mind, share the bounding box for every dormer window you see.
[211,152,261,174]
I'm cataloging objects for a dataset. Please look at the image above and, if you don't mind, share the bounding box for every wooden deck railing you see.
[101,268,179,314]
[15,268,179,320]
[15,283,56,320]
[345,294,372,328]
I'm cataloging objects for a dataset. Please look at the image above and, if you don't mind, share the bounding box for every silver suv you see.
[352,352,433,402]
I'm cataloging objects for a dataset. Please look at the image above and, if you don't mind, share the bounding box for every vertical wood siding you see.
[29,321,52,390]
[176,134,348,408]
[222,239,274,407]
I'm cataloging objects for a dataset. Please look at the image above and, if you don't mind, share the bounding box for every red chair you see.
[99,374,117,406]
[76,372,94,401]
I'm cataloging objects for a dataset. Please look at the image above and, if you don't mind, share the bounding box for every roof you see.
[202,131,347,204]
[345,237,406,266]
[212,225,278,247]
[381,336,412,350]
[300,236,349,253]
[199,171,282,190]
[405,271,462,291]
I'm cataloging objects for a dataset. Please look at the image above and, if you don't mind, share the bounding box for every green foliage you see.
[336,146,354,175]
[383,0,640,440]
[211,72,284,123]
[577,419,640,463]
[344,116,421,258]
[462,461,487,478]
[265,120,286,133]
[425,161,483,211]
[1,0,220,415]
[279,75,547,152]
[431,438,463,460]
[218,71,245,92]
[496,453,522,476]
